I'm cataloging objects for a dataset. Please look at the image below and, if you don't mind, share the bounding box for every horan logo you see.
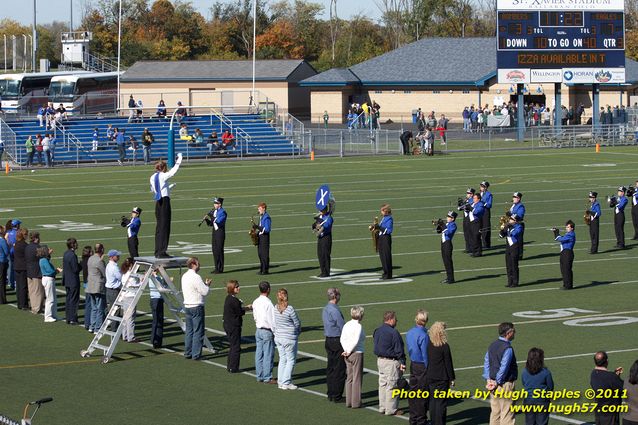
[594,70,612,83]
[506,70,526,81]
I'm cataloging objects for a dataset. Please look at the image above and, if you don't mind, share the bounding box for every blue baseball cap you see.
[107,249,121,257]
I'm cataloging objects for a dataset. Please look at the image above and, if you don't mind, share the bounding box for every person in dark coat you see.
[25,232,44,314]
[223,280,251,373]
[62,237,82,324]
[400,131,413,155]
[13,228,29,310]
[425,321,456,425]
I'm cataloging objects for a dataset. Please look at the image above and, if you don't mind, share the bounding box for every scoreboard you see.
[496,0,625,83]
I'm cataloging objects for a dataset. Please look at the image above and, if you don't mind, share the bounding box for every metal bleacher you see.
[6,112,301,166]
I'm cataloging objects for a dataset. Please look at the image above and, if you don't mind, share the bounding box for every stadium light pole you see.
[116,0,122,111]
[32,0,37,73]
[251,0,256,108]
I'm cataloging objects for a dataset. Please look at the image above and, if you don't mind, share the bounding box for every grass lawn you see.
[1,148,637,424]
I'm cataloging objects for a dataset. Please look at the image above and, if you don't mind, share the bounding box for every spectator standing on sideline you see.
[81,245,93,331]
[182,257,211,360]
[373,310,406,416]
[6,219,19,290]
[437,114,449,145]
[13,228,29,310]
[590,351,624,425]
[274,288,301,390]
[323,287,346,402]
[62,237,81,325]
[425,322,456,425]
[223,280,250,373]
[252,281,277,384]
[25,232,44,315]
[0,230,9,304]
[120,258,139,343]
[86,243,106,332]
[340,305,365,409]
[483,322,518,425]
[150,154,183,258]
[522,348,554,425]
[38,245,60,323]
[25,136,34,166]
[105,249,122,331]
[142,128,154,164]
[407,309,430,425]
[624,360,638,425]
[148,272,165,349]
[116,128,126,165]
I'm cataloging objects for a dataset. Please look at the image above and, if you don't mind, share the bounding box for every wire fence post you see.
[339,130,344,158]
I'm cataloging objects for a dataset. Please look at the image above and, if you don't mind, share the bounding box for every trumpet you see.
[432,218,445,233]
[607,195,618,208]
[627,186,636,197]
[550,227,560,238]
[249,216,259,246]
[369,216,380,252]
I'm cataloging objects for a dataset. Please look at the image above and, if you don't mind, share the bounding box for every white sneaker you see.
[284,384,298,390]
[44,317,57,323]
[278,385,288,390]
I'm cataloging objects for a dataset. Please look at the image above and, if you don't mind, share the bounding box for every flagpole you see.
[251,0,256,108]
[117,0,122,111]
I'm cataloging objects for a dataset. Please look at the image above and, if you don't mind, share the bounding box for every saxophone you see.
[249,216,259,246]
[584,206,592,226]
[368,216,380,252]
[499,212,509,231]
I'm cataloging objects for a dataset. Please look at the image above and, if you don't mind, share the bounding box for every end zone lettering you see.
[518,52,606,65]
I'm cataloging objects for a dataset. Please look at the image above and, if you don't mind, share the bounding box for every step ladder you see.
[80,257,215,364]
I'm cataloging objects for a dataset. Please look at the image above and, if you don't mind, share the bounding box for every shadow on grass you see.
[454,274,504,284]
[521,277,563,287]
[226,264,285,273]
[574,280,616,290]
[447,406,491,424]
[270,266,317,275]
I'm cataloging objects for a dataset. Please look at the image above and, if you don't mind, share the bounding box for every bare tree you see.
[375,0,410,49]
[329,0,339,64]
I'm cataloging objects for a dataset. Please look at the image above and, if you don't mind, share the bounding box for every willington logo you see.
[595,70,612,83]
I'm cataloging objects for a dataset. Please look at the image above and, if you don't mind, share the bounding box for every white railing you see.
[0,117,18,167]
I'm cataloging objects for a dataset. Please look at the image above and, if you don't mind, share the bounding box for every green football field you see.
[1,149,637,425]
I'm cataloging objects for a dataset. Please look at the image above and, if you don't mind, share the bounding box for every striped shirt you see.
[274,305,301,340]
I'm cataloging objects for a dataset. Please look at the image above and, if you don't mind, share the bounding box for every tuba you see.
[432,218,445,233]
[249,216,259,246]
[369,216,380,252]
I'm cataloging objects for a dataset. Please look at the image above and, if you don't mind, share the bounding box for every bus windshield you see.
[0,79,21,98]
[48,81,76,101]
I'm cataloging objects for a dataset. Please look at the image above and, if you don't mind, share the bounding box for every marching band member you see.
[440,211,457,284]
[461,188,475,254]
[553,220,576,290]
[469,193,485,257]
[610,186,628,249]
[480,181,492,249]
[631,181,638,240]
[121,207,142,258]
[378,204,393,280]
[588,192,601,254]
[314,208,333,278]
[150,154,182,258]
[501,214,523,288]
[205,197,227,274]
[254,203,271,275]
[509,192,526,259]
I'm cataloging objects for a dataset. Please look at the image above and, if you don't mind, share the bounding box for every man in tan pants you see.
[373,311,405,416]
[25,232,44,314]
[483,322,517,425]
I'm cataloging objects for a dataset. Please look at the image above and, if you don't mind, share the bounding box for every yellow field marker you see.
[0,358,98,370]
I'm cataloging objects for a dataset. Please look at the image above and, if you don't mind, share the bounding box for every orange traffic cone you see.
[4,161,9,175]
[595,143,600,153]
[310,150,315,161]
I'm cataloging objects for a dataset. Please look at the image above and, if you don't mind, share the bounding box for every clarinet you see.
[198,209,215,227]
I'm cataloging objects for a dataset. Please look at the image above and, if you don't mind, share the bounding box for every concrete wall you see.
[310,90,350,124]
[119,81,302,116]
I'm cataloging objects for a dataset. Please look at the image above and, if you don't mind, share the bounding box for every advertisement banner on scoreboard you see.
[531,69,563,82]
[496,0,624,11]
[498,68,531,84]
[561,68,625,83]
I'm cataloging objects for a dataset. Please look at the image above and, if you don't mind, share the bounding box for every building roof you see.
[121,60,315,82]
[300,68,360,86]
[302,37,638,87]
[301,38,496,87]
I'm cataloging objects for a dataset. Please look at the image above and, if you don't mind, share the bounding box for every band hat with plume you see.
[589,191,598,198]
[480,181,490,188]
[447,211,458,219]
[132,207,142,215]
[513,192,523,199]
[466,187,476,194]
[618,186,627,192]
[213,197,224,205]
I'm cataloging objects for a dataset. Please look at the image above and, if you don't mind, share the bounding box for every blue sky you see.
[3,0,382,27]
